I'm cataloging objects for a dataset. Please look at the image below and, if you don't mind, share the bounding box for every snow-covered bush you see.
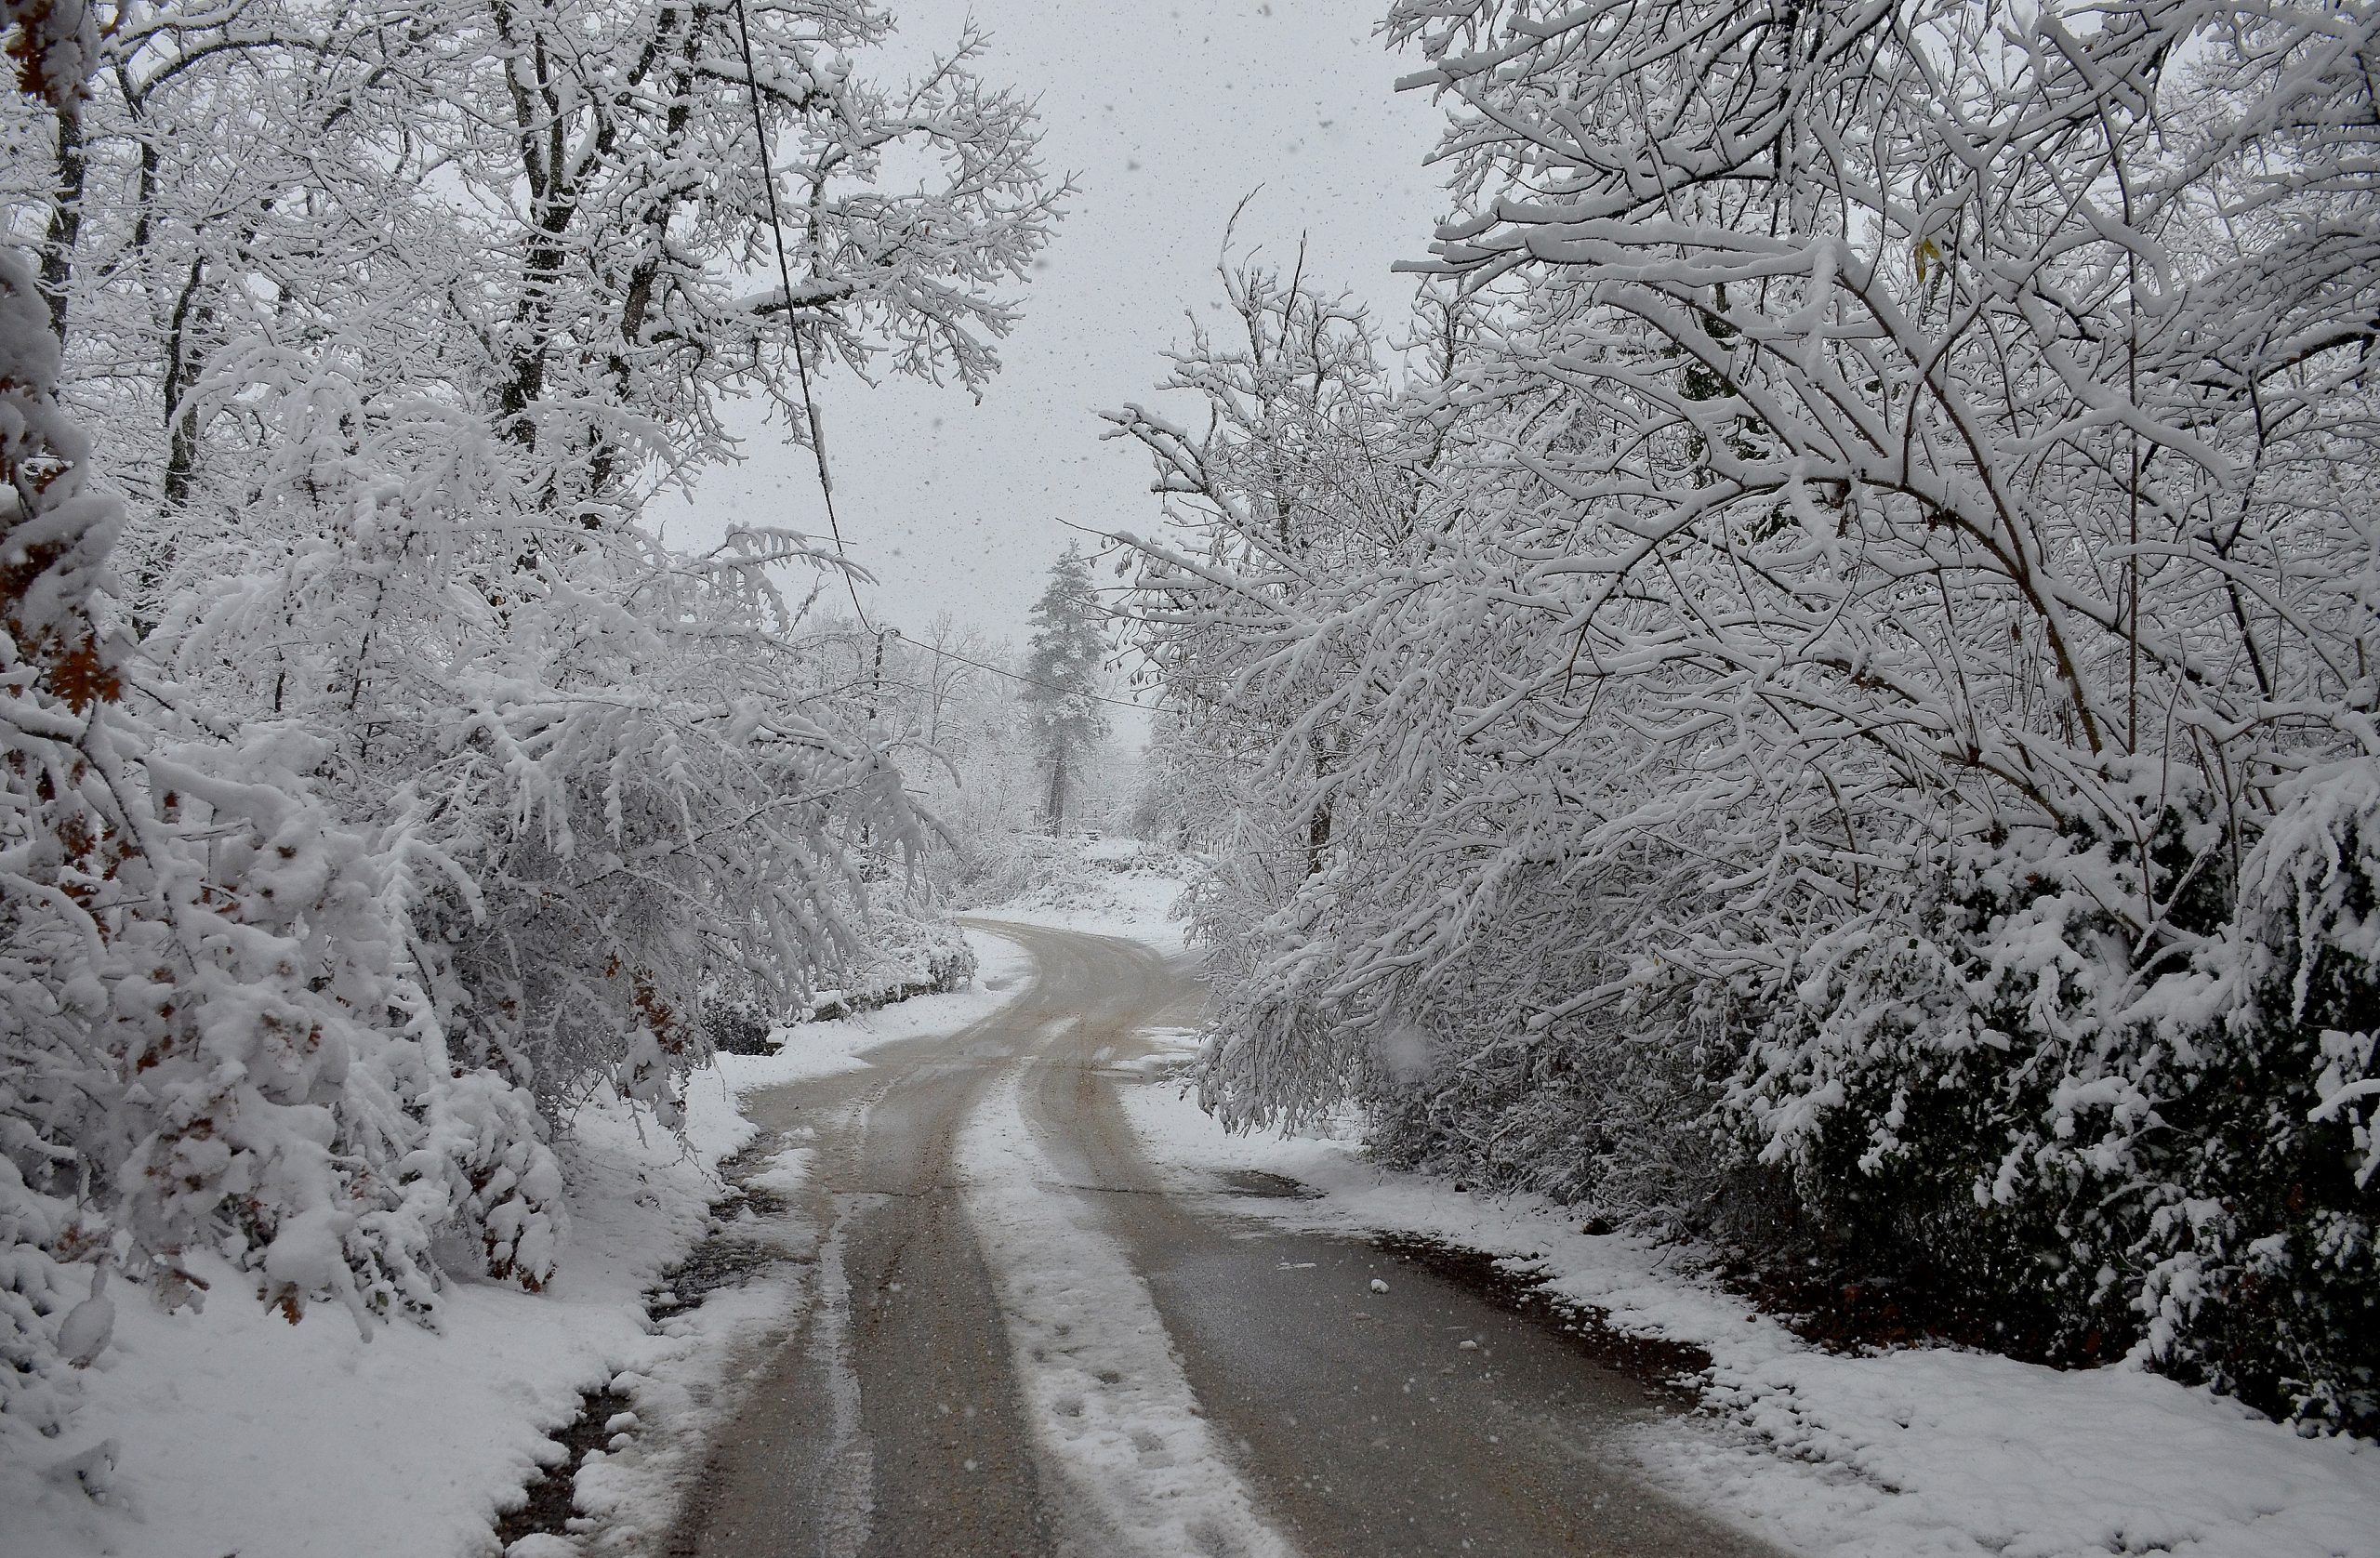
[2,235,123,1437]
[1721,765,2376,1422]
[804,912,979,1019]
[2144,765,2380,1427]
[961,829,1191,923]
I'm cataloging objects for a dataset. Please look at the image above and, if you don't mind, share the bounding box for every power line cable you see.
[881,629,1157,714]
[731,0,869,631]
[727,5,1152,718]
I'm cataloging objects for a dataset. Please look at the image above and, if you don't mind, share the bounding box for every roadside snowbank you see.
[0,936,1030,1558]
[702,933,1032,1107]
[0,1098,730,1558]
[969,836,1192,954]
[1117,1035,2380,1558]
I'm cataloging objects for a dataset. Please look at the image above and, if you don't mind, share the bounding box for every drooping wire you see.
[890,632,1157,714]
[725,0,1151,717]
[730,0,869,629]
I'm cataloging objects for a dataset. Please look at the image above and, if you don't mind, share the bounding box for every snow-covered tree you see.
[0,0,1057,1453]
[1020,545,1110,833]
[1117,0,2380,1433]
[4,0,123,1438]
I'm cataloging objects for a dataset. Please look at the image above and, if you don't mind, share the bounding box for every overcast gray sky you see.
[663,0,1448,678]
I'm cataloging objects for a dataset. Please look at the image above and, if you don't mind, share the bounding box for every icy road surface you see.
[667,920,1778,1558]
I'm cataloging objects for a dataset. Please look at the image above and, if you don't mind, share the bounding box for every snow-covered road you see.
[668,918,1775,1558]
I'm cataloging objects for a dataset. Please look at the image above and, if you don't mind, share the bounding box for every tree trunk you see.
[40,102,83,342]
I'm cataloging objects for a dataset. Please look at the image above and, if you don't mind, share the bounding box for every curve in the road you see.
[667,919,1782,1558]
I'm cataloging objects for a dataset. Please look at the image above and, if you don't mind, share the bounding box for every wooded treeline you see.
[1120,0,2380,1433]
[3,0,1054,1439]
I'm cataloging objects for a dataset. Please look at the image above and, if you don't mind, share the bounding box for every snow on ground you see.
[966,835,1195,954]
[688,929,1034,1127]
[1114,1027,2380,1558]
[958,1071,1295,1557]
[32,846,2367,1558]
[0,936,1033,1558]
[1,1096,737,1558]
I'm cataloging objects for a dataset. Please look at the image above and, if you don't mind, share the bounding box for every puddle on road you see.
[1189,1169,1710,1406]
[1370,1233,1712,1407]
[1213,1168,1325,1200]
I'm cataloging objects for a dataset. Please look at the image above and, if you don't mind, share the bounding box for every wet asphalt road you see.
[666,921,1781,1558]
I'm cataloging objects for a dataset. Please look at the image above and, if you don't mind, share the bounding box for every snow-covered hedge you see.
[707,910,979,1049]
[1730,766,2379,1427]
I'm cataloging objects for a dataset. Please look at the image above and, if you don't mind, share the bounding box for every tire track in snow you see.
[959,1072,1300,1558]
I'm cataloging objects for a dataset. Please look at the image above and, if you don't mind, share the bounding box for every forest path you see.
[665,920,1781,1558]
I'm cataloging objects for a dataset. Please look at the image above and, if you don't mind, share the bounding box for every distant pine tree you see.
[1021,547,1109,834]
